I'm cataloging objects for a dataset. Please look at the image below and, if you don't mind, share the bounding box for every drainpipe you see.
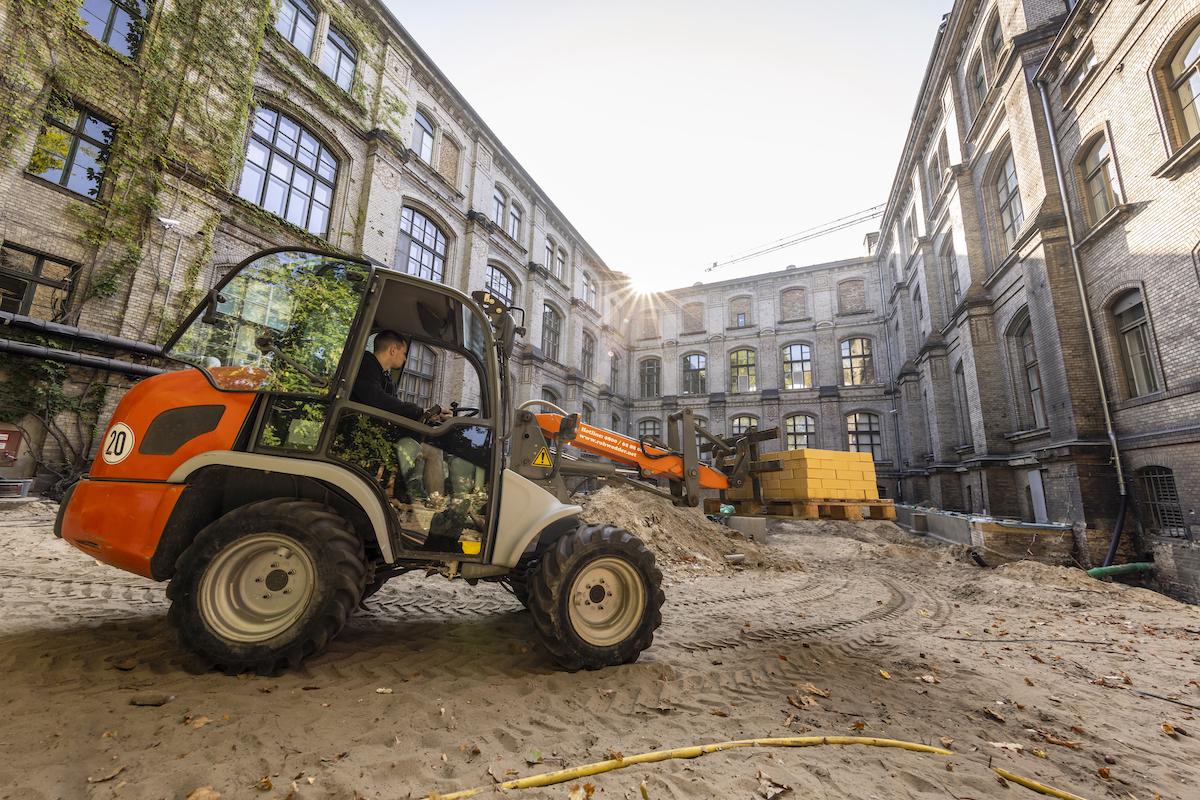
[1034,78,1128,564]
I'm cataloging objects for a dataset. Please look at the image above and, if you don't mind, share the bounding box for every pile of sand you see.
[579,486,796,573]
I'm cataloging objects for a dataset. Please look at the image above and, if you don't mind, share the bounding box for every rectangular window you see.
[581,334,595,379]
[555,250,566,281]
[492,191,506,227]
[79,0,147,57]
[399,342,437,408]
[507,206,521,240]
[840,338,875,385]
[27,99,114,199]
[847,413,883,461]
[541,305,561,362]
[320,25,358,91]
[1062,45,1099,97]
[0,244,74,321]
[275,0,317,56]
[729,350,756,393]
[782,344,812,389]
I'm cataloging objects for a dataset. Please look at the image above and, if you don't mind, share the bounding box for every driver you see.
[351,331,453,506]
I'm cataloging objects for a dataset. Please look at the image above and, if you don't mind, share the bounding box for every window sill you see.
[22,172,100,204]
[1074,204,1129,248]
[1152,133,1200,180]
[954,444,975,456]
[1112,389,1166,411]
[777,317,812,324]
[726,324,757,331]
[680,329,706,335]
[835,309,873,318]
[1004,426,1051,443]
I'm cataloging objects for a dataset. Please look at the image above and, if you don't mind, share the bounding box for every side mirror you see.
[558,413,580,443]
[201,289,227,324]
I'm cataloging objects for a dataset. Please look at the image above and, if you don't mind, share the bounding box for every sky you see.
[385,0,952,290]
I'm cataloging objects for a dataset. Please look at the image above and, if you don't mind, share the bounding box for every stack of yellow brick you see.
[728,448,879,502]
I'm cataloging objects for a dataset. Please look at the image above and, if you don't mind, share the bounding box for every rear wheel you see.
[167,499,366,674]
[527,523,664,670]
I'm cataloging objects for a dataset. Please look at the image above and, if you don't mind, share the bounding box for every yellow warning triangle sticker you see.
[532,447,553,468]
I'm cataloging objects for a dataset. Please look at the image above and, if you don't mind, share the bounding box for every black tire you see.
[167,498,367,675]
[527,523,664,670]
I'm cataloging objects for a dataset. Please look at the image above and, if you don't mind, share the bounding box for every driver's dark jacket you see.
[351,351,423,420]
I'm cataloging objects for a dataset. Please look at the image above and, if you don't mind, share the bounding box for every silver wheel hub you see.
[198,533,316,644]
[567,556,646,647]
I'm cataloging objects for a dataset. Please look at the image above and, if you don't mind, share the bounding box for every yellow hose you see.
[993,767,1090,800]
[427,735,952,799]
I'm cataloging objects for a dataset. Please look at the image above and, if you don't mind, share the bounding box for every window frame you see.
[638,357,661,399]
[1008,312,1047,430]
[993,148,1025,250]
[1162,19,1200,148]
[541,303,562,362]
[237,106,339,237]
[398,206,447,282]
[1136,466,1189,538]
[782,343,813,390]
[1076,133,1121,226]
[484,264,514,305]
[507,203,523,241]
[0,243,76,321]
[846,412,884,461]
[681,352,707,395]
[638,418,662,440]
[784,413,817,450]
[581,331,596,379]
[728,348,757,394]
[840,337,875,386]
[413,109,435,164]
[730,415,759,436]
[27,99,115,200]
[1111,290,1160,398]
[79,0,148,57]
[275,0,317,57]
[320,23,358,92]
[398,341,437,408]
[492,187,508,228]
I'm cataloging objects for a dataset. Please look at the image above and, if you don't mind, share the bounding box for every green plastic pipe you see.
[1087,562,1154,579]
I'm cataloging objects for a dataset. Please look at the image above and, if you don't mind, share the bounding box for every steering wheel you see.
[450,401,480,418]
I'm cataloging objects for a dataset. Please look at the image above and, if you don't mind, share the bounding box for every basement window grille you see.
[1137,466,1189,539]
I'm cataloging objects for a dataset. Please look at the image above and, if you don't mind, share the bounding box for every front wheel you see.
[167,499,366,674]
[527,523,664,670]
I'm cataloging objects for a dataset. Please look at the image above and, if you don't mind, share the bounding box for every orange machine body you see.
[58,368,256,578]
[533,413,730,490]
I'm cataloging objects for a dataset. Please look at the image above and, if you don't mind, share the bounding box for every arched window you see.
[785,414,816,450]
[969,53,987,119]
[541,387,559,404]
[413,109,435,163]
[275,0,316,56]
[507,202,523,240]
[681,302,705,333]
[638,418,662,439]
[940,239,962,313]
[730,296,752,328]
[581,331,596,379]
[1078,135,1120,225]
[780,287,807,321]
[492,186,508,227]
[846,412,883,460]
[610,352,620,392]
[994,149,1024,249]
[1136,466,1186,537]
[729,349,756,393]
[81,0,147,57]
[840,338,875,385]
[321,24,357,91]
[682,353,706,395]
[1163,20,1200,147]
[612,413,621,433]
[953,361,972,446]
[544,238,555,272]
[581,402,594,425]
[398,207,447,281]
[541,304,562,361]
[782,343,812,389]
[731,415,758,435]
[399,342,437,408]
[239,106,338,237]
[837,279,867,314]
[1112,290,1159,397]
[485,264,514,305]
[1008,312,1046,429]
[582,272,598,307]
[987,16,1004,59]
[638,358,661,398]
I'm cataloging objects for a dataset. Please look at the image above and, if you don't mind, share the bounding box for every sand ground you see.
[1,497,1198,800]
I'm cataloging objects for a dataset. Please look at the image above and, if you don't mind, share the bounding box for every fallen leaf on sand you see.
[983,708,1006,723]
[375,688,393,694]
[1098,767,1111,779]
[254,776,273,791]
[525,750,543,765]
[757,770,792,799]
[487,766,504,784]
[919,675,940,685]
[939,736,953,749]
[799,682,830,698]
[878,670,891,680]
[87,766,125,783]
[1035,730,1080,749]
[186,788,221,800]
[567,784,595,800]
[1024,677,1034,686]
[1032,749,1048,759]
[1161,723,1179,737]
[991,742,1024,752]
[710,709,729,717]
[187,715,211,729]
[787,694,816,709]
[851,721,867,732]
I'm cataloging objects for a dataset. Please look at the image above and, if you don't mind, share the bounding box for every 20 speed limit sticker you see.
[101,422,135,465]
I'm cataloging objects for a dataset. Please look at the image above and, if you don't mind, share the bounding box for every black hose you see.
[1102,493,1128,568]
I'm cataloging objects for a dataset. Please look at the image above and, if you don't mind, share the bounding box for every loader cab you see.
[165,248,505,563]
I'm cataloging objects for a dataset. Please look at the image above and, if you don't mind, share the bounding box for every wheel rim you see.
[198,533,316,644]
[567,556,647,647]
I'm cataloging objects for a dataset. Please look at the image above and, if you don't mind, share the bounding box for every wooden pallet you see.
[705,497,896,522]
